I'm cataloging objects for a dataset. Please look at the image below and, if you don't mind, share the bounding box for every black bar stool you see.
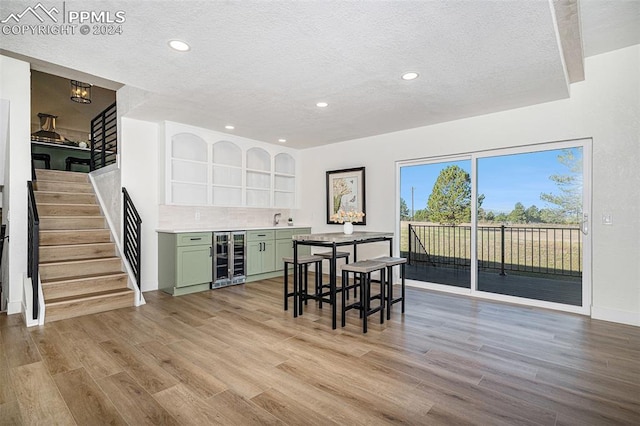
[316,250,351,304]
[374,256,407,320]
[341,260,386,333]
[283,254,323,317]
[65,156,91,171]
[32,153,51,169]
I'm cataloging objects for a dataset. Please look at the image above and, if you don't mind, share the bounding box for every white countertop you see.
[156,225,312,234]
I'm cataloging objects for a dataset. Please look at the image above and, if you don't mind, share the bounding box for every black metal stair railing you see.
[122,188,142,288]
[27,181,40,320]
[90,102,117,171]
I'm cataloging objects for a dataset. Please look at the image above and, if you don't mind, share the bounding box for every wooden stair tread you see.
[37,203,100,207]
[35,190,93,194]
[36,177,90,182]
[40,242,114,249]
[36,169,88,178]
[46,288,133,305]
[41,271,128,284]
[40,255,119,265]
[41,229,110,233]
[39,256,120,266]
[37,204,102,217]
[40,229,112,246]
[40,215,104,219]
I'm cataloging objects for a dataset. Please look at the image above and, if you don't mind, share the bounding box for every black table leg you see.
[293,241,298,318]
[331,243,337,330]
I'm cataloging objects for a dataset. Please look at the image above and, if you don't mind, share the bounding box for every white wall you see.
[0,99,9,187]
[91,165,122,242]
[0,55,31,315]
[299,45,640,326]
[120,117,159,292]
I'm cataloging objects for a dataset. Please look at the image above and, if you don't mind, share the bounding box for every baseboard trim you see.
[591,306,640,327]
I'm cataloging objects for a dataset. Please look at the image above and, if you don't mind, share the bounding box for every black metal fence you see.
[27,181,40,320]
[90,102,117,171]
[122,188,142,288]
[408,223,582,278]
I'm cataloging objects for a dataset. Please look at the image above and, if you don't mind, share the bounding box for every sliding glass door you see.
[476,145,587,307]
[400,157,472,289]
[398,139,591,312]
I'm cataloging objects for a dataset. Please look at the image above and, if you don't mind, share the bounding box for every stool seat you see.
[373,256,407,266]
[342,260,386,333]
[316,251,350,259]
[282,255,323,264]
[342,260,386,274]
[283,255,324,317]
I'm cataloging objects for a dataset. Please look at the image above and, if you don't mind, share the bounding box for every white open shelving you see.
[166,124,297,208]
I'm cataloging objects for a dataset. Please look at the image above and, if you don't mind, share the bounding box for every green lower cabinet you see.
[246,227,311,281]
[158,232,213,296]
[176,245,213,287]
[246,240,276,275]
[274,238,311,271]
[275,239,293,271]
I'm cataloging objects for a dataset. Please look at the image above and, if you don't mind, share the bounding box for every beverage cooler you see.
[212,231,246,288]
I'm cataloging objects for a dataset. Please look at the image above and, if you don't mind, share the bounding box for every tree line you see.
[401,150,582,225]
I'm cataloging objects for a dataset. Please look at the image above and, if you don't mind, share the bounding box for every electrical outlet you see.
[602,213,613,225]
[195,210,201,221]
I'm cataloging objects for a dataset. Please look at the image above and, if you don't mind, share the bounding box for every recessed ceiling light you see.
[316,102,328,108]
[278,138,287,143]
[225,125,235,130]
[401,72,419,81]
[168,40,190,52]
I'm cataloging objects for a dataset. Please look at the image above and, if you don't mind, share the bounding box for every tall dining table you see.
[292,231,393,329]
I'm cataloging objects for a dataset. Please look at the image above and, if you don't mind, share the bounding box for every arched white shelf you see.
[170,133,209,204]
[246,147,271,207]
[274,153,295,208]
[212,141,242,206]
[165,123,298,208]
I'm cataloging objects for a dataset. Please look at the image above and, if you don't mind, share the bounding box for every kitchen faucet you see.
[274,213,281,226]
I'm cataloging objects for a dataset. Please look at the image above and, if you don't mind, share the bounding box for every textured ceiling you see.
[1,0,639,149]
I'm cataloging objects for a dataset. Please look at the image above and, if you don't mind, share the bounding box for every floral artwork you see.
[332,177,356,214]
[330,209,365,224]
[326,167,366,225]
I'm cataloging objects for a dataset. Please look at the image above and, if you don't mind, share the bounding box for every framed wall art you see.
[326,166,366,225]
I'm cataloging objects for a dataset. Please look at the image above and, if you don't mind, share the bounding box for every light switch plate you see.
[602,213,613,225]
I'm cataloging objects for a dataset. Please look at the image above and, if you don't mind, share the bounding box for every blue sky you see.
[400,148,582,214]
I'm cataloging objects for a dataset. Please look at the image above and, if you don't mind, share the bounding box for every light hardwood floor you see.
[1,277,639,425]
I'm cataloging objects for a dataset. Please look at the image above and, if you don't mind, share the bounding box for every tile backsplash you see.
[158,205,298,230]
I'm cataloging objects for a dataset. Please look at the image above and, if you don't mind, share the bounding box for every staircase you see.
[34,169,134,322]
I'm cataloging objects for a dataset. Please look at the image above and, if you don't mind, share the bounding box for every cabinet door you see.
[176,245,212,287]
[275,239,293,271]
[246,241,263,276]
[261,240,276,273]
[247,240,276,275]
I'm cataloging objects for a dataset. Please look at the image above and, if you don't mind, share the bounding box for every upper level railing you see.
[90,102,117,171]
[407,223,582,278]
[27,181,40,320]
[122,188,142,288]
